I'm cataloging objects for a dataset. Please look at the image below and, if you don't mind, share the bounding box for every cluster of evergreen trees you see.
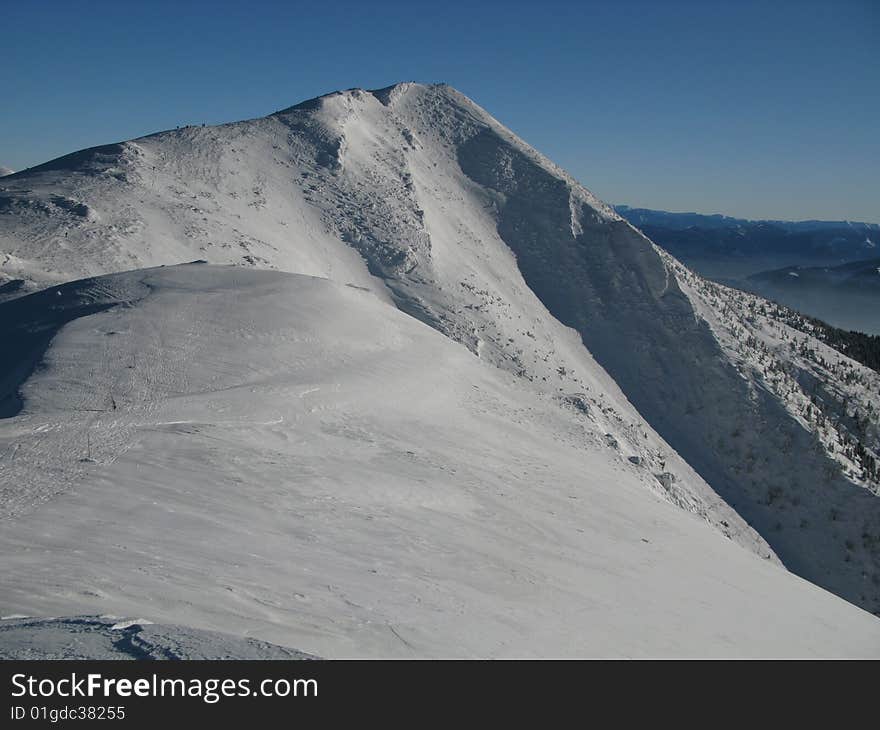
[814,327,880,374]
[761,303,880,375]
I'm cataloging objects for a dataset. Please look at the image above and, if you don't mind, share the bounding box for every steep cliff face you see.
[368,84,880,612]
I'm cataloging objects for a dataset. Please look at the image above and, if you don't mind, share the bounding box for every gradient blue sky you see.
[2,0,877,221]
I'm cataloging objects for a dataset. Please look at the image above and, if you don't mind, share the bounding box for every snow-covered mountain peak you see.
[369,80,439,106]
[1,82,879,622]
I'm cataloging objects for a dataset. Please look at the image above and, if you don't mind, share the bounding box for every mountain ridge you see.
[1,82,879,623]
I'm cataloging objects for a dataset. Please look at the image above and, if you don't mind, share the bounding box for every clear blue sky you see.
[2,0,877,222]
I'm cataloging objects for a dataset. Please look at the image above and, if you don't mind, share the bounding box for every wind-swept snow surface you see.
[0,616,315,660]
[0,264,878,657]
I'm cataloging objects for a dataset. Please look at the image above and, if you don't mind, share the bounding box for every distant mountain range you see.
[616,205,880,333]
[744,258,880,335]
[749,257,880,290]
[615,205,880,234]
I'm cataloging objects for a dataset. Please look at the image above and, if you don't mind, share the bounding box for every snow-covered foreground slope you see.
[1,264,878,657]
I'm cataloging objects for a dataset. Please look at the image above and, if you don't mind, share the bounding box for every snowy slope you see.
[0,616,316,660]
[1,264,878,658]
[0,82,878,626]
